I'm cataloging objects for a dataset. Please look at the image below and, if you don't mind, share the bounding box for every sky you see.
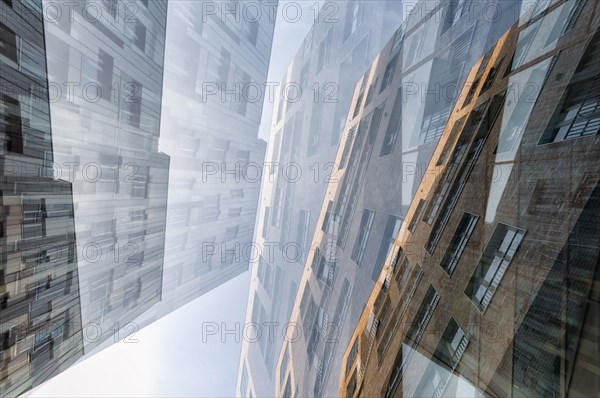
[29,2,317,397]
[258,1,325,141]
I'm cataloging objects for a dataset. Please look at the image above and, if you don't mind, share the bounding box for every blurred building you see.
[236,2,404,396]
[135,0,275,328]
[43,0,170,353]
[339,1,599,397]
[274,0,524,396]
[1,0,83,395]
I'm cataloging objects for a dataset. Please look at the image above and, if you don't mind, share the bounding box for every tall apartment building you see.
[274,1,524,396]
[236,2,404,396]
[339,1,599,397]
[43,0,170,353]
[135,0,275,328]
[1,1,84,396]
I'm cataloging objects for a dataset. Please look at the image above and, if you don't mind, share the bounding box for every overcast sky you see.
[29,3,316,397]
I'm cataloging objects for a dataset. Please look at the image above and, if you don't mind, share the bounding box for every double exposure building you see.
[135,0,276,328]
[1,0,83,396]
[339,1,599,397]
[274,0,525,396]
[237,2,404,396]
[43,0,170,352]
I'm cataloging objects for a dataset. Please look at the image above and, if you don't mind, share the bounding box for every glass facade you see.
[1,1,83,395]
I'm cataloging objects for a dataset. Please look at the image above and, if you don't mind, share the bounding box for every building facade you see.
[339,1,599,397]
[274,0,525,396]
[1,1,84,396]
[43,0,170,352]
[134,0,275,328]
[237,2,404,396]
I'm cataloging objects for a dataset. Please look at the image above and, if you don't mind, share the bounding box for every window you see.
[303,28,313,59]
[122,279,141,308]
[122,76,143,128]
[242,18,259,46]
[1,94,23,153]
[225,225,239,241]
[406,285,439,345]
[390,28,403,56]
[441,0,471,34]
[343,1,362,40]
[539,29,600,144]
[307,101,322,157]
[262,207,270,239]
[426,97,504,253]
[465,224,525,312]
[316,253,335,286]
[379,54,398,93]
[125,18,147,52]
[299,63,309,91]
[287,281,298,317]
[404,26,425,68]
[321,201,335,233]
[339,126,357,169]
[228,207,242,218]
[352,92,364,119]
[413,318,469,397]
[0,22,17,63]
[408,200,425,233]
[280,345,289,384]
[22,198,44,239]
[296,210,310,262]
[317,30,332,73]
[351,209,375,265]
[202,195,220,222]
[237,150,250,166]
[231,69,251,116]
[210,138,229,162]
[386,285,439,398]
[346,369,357,398]
[420,107,451,144]
[98,49,114,101]
[131,166,148,198]
[372,216,402,281]
[346,338,359,375]
[440,213,479,276]
[380,87,402,156]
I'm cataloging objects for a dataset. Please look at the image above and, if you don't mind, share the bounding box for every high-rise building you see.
[237,2,404,396]
[339,1,599,397]
[135,0,276,328]
[274,1,524,396]
[1,1,83,395]
[43,0,170,353]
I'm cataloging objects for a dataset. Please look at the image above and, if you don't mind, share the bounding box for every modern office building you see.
[1,1,84,396]
[237,2,404,396]
[135,0,275,327]
[274,0,525,396]
[43,0,170,352]
[339,1,599,397]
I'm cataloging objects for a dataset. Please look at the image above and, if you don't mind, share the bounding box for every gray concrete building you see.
[237,2,404,396]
